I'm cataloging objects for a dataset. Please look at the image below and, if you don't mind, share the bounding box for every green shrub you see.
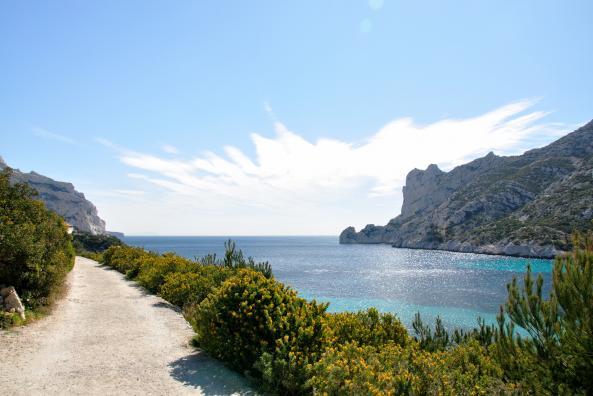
[310,340,509,395]
[412,341,511,395]
[326,308,408,348]
[72,231,123,254]
[0,168,74,307]
[0,312,17,328]
[190,269,329,394]
[103,245,154,278]
[160,265,234,307]
[220,240,273,278]
[196,239,273,278]
[309,342,417,395]
[136,253,196,293]
[78,251,104,262]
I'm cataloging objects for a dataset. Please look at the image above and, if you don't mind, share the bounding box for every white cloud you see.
[162,144,179,154]
[94,137,118,149]
[33,127,75,144]
[98,100,569,235]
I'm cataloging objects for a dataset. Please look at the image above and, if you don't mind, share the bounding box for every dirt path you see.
[0,257,254,395]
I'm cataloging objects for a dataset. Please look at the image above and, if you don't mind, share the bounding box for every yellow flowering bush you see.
[103,245,154,277]
[136,254,196,293]
[159,266,233,307]
[309,342,418,395]
[412,341,511,395]
[326,308,408,347]
[310,340,510,395]
[190,269,330,394]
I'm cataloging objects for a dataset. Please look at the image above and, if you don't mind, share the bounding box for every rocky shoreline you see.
[340,226,559,258]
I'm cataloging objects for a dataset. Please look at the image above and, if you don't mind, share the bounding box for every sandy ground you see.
[0,257,254,395]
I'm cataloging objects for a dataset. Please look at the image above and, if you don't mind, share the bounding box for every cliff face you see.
[340,120,593,258]
[1,158,106,235]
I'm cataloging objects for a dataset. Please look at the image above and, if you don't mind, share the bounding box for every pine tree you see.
[496,233,593,394]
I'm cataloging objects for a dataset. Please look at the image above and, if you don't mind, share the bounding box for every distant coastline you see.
[396,242,560,260]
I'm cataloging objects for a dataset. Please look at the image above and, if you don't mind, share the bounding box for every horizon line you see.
[118,234,339,238]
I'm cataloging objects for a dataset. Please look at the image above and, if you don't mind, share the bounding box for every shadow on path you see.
[169,352,255,395]
[152,301,183,313]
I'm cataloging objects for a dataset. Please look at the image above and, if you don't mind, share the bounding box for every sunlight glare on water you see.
[124,236,552,330]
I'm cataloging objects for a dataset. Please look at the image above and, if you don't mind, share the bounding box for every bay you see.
[123,236,552,330]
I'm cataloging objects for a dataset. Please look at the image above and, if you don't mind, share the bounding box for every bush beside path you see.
[0,257,253,396]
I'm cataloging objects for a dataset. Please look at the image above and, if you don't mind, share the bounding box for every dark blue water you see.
[124,236,553,330]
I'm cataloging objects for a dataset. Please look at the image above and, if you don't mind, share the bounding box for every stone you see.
[0,286,14,298]
[2,287,26,320]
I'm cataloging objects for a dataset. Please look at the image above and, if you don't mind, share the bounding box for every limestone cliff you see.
[1,158,106,235]
[340,120,593,258]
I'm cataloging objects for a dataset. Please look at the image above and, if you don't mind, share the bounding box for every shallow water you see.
[124,236,552,330]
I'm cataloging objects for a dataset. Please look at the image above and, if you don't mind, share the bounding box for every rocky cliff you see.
[1,158,107,235]
[340,120,593,258]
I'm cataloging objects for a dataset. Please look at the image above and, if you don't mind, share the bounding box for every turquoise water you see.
[124,236,553,330]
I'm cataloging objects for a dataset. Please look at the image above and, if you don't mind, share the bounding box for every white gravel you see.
[0,257,254,395]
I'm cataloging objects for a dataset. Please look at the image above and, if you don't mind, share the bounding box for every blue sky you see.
[1,1,592,235]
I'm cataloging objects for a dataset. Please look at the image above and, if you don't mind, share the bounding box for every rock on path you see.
[0,257,253,395]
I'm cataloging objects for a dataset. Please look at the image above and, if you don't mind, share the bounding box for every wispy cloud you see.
[94,137,129,153]
[162,144,179,154]
[117,99,564,198]
[99,100,569,234]
[32,127,75,145]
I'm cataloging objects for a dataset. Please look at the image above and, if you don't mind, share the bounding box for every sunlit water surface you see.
[124,236,552,330]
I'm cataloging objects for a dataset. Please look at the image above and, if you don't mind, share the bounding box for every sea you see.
[123,236,553,331]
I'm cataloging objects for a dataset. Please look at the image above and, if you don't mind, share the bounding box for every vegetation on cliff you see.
[102,235,593,395]
[0,168,75,327]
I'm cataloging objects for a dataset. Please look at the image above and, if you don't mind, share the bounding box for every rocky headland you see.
[340,120,593,258]
[0,157,107,235]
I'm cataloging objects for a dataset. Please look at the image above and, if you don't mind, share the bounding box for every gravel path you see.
[0,257,254,395]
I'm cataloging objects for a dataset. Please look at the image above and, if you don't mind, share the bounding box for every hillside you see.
[0,158,106,235]
[340,120,593,258]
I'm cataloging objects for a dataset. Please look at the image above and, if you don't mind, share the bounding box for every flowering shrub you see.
[190,269,329,394]
[101,236,593,395]
[103,245,153,278]
[159,266,233,308]
[412,341,511,394]
[309,342,417,395]
[136,254,195,293]
[309,340,510,395]
[326,308,408,347]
